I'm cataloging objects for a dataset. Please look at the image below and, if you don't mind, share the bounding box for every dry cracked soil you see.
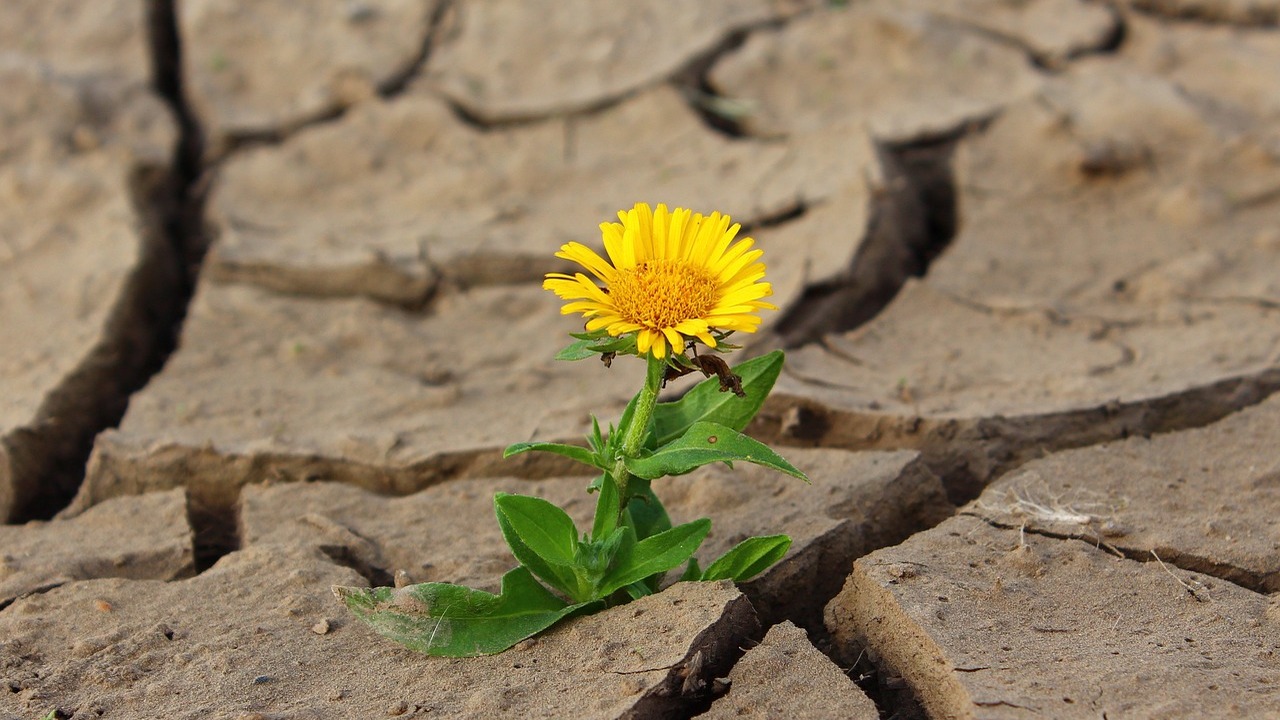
[2,1,1280,718]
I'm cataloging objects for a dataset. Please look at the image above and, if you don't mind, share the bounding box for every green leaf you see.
[591,472,620,541]
[575,525,626,582]
[588,415,605,454]
[679,557,702,582]
[556,333,639,361]
[334,567,596,657]
[503,441,601,470]
[652,351,784,445]
[625,481,672,541]
[494,494,583,599]
[598,518,711,597]
[625,421,808,482]
[555,338,602,361]
[701,535,792,582]
[623,580,654,600]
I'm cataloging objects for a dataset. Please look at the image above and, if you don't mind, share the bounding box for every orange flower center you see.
[610,260,719,329]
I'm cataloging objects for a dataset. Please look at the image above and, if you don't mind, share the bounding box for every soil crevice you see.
[967,511,1274,595]
[772,137,959,347]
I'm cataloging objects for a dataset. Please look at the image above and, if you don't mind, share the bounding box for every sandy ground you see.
[2,1,1279,718]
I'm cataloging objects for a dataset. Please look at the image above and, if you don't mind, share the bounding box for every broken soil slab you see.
[0,543,757,718]
[204,86,886,304]
[776,281,1280,421]
[417,0,813,122]
[1112,19,1280,307]
[70,280,643,544]
[658,449,951,629]
[1122,13,1280,160]
[178,0,440,154]
[698,621,878,720]
[756,279,1280,499]
[969,392,1280,592]
[900,0,1120,67]
[240,476,596,594]
[0,57,180,521]
[708,2,1042,141]
[239,448,952,630]
[927,62,1280,314]
[0,489,192,608]
[825,514,1280,719]
[752,62,1280,498]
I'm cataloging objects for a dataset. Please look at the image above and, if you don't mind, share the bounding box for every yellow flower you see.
[544,203,777,359]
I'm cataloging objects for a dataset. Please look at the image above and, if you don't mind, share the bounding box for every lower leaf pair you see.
[334,487,791,657]
[494,492,709,604]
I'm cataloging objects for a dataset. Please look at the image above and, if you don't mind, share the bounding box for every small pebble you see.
[386,700,409,716]
[311,619,331,635]
[252,675,273,685]
[94,599,113,612]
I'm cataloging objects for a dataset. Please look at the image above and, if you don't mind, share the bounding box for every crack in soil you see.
[7,7,1278,719]
[757,365,1280,505]
[3,1,200,522]
[0,583,63,613]
[116,444,507,572]
[317,544,396,588]
[205,0,454,158]
[772,135,959,348]
[966,512,1273,596]
[376,0,455,99]
[939,4,1127,70]
[1129,0,1280,27]
[670,22,778,139]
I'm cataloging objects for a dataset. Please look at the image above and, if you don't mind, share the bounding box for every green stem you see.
[612,353,665,522]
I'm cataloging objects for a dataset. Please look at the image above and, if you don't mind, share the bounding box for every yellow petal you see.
[707,303,768,315]
[709,315,764,332]
[653,203,670,260]
[543,277,591,299]
[701,221,740,268]
[556,242,617,282]
[561,300,606,315]
[600,222,626,270]
[667,207,690,259]
[633,202,655,261]
[619,213,639,269]
[650,331,668,358]
[662,327,684,354]
[717,248,765,284]
[688,212,728,267]
[586,315,617,331]
[719,283,773,307]
[710,237,756,276]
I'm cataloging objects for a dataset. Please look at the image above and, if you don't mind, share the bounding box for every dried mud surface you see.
[3,1,1280,718]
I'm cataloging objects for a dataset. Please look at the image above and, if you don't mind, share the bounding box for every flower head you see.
[545,203,776,359]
